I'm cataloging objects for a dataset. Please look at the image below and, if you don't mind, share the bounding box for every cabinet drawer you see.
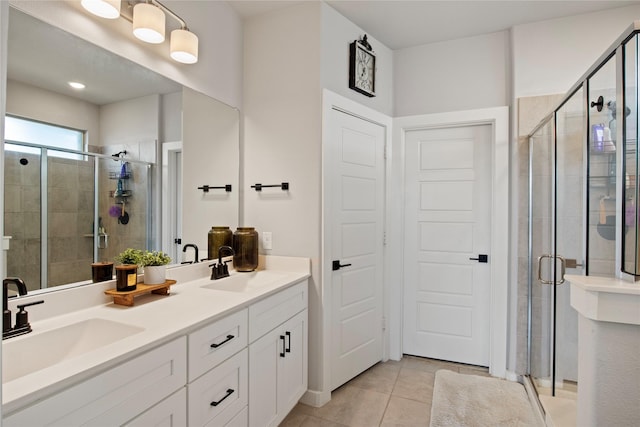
[188,348,248,427]
[225,406,248,427]
[4,337,187,427]
[188,309,248,381]
[249,280,307,342]
[125,387,186,427]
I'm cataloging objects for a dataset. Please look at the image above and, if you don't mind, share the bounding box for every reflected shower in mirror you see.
[3,6,239,293]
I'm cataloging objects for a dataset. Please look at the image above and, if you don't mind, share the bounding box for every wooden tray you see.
[105,280,177,307]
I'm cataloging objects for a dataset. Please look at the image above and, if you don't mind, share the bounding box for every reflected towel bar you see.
[198,185,232,192]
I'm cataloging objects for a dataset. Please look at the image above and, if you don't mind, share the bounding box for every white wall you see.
[6,79,100,144]
[512,4,640,99]
[394,30,509,116]
[321,2,394,116]
[100,95,159,150]
[161,91,182,144]
[8,0,243,109]
[243,1,324,394]
[181,87,240,256]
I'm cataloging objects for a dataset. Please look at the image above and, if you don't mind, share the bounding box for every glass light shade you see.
[81,0,121,19]
[170,29,199,64]
[133,3,165,44]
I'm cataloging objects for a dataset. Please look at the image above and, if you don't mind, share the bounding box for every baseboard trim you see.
[300,389,331,408]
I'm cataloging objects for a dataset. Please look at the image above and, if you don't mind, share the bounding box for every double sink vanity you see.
[2,255,310,426]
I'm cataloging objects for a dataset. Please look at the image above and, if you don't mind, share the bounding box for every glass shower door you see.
[529,118,555,392]
[529,86,585,397]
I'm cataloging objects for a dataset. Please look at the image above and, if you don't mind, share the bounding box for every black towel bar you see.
[251,182,289,192]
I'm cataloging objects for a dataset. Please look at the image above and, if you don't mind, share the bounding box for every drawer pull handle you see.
[285,331,291,353]
[280,335,286,357]
[210,388,234,407]
[210,334,235,348]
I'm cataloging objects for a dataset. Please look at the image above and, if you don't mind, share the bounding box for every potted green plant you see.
[114,248,142,292]
[139,250,171,285]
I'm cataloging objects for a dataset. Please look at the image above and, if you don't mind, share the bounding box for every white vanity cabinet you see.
[248,280,308,427]
[3,337,187,427]
[2,270,309,427]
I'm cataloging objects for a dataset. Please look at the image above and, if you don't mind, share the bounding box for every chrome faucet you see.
[209,246,235,280]
[182,243,199,264]
[3,277,44,340]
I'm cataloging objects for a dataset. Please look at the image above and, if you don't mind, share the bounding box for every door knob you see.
[469,254,488,263]
[332,260,352,271]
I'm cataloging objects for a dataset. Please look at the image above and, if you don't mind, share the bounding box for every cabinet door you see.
[248,327,280,426]
[249,310,308,427]
[277,310,308,424]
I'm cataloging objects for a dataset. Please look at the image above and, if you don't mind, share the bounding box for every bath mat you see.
[430,370,540,427]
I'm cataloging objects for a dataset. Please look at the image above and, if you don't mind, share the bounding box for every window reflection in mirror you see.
[2,7,239,293]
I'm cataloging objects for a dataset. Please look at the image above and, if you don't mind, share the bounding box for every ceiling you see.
[228,0,640,49]
[7,7,181,106]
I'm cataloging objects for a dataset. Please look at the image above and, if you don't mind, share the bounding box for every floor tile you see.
[392,368,435,403]
[458,365,490,377]
[297,385,390,427]
[380,396,431,426]
[280,410,350,427]
[402,355,459,373]
[347,360,401,394]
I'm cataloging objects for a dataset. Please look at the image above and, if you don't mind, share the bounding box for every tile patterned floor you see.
[280,355,490,427]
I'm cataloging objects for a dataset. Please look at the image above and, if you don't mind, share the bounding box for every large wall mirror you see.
[3,6,240,293]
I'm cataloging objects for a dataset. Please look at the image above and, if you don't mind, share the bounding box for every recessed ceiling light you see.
[68,82,86,90]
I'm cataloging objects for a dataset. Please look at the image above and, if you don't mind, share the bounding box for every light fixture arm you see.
[122,0,187,29]
[149,0,188,30]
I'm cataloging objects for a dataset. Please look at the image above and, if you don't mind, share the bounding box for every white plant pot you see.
[143,265,166,285]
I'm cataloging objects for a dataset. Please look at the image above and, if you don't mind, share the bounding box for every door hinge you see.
[383,231,387,246]
[382,316,386,331]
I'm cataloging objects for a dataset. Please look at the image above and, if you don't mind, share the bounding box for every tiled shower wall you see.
[3,150,95,290]
[96,143,151,264]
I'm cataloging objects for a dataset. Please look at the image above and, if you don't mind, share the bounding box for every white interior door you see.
[403,124,492,366]
[329,108,385,390]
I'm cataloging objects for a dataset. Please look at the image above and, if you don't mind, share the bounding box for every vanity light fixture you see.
[170,28,198,64]
[132,2,165,44]
[80,0,121,19]
[68,81,86,89]
[81,0,199,64]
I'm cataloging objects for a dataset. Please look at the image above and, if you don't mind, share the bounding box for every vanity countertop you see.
[566,274,640,325]
[2,255,310,414]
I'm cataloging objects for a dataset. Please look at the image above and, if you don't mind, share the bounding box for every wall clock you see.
[349,35,376,97]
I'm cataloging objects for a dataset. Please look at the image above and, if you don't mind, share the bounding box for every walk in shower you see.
[527,22,640,415]
[3,137,152,291]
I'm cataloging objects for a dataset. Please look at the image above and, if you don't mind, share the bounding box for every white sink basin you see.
[202,270,289,293]
[2,318,144,383]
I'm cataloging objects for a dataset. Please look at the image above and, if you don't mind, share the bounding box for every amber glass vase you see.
[233,227,259,272]
[208,226,233,260]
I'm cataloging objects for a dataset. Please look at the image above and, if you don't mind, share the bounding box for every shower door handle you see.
[537,254,566,285]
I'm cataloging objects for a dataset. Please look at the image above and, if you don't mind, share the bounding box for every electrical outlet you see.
[262,232,273,250]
